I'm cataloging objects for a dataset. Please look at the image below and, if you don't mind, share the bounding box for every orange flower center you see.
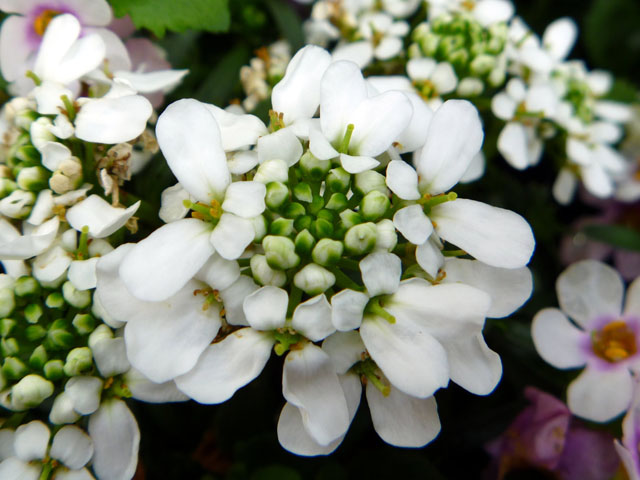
[592,320,637,362]
[33,9,61,36]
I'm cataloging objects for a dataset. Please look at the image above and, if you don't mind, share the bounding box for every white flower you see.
[428,0,515,27]
[532,260,640,422]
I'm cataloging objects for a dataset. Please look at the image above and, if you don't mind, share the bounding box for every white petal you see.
[53,468,94,480]
[14,421,49,461]
[34,14,80,80]
[417,100,484,194]
[272,45,332,125]
[396,92,434,153]
[543,17,577,60]
[175,328,273,403]
[331,41,373,69]
[432,199,535,269]
[227,150,259,175]
[0,216,59,260]
[393,205,433,245]
[359,251,401,297]
[221,181,266,218]
[257,127,303,166]
[243,286,288,331]
[552,167,577,205]
[49,392,81,425]
[67,258,98,291]
[91,337,130,378]
[194,252,240,291]
[367,383,440,447]
[55,33,106,84]
[568,367,632,422]
[33,244,71,284]
[360,315,449,398]
[159,184,190,223]
[374,36,402,60]
[120,219,213,301]
[416,239,444,278]
[27,190,54,226]
[115,69,189,94]
[625,278,640,316]
[65,376,102,415]
[339,153,379,174]
[88,399,140,480]
[210,213,254,260]
[124,368,189,403]
[322,331,366,374]
[155,98,230,203]
[330,289,369,331]
[75,95,152,144]
[66,195,139,239]
[0,15,32,81]
[283,344,350,445]
[491,92,517,120]
[219,276,259,326]
[498,122,530,170]
[309,126,339,160]
[556,260,624,328]
[441,258,533,318]
[444,333,502,395]
[0,458,40,480]
[50,426,93,469]
[292,294,335,341]
[386,160,420,200]
[531,308,588,368]
[431,62,458,94]
[473,0,514,26]
[594,101,632,123]
[0,429,14,460]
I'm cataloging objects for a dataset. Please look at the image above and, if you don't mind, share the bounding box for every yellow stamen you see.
[592,320,637,363]
[33,9,61,36]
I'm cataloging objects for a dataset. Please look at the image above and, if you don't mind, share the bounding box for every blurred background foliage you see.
[105,0,639,478]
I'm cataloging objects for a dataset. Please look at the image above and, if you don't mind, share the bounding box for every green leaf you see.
[109,0,230,37]
[583,224,640,252]
[194,44,251,105]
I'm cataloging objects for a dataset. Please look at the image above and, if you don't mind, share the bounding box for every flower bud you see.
[14,276,40,298]
[283,202,306,219]
[1,318,16,337]
[293,263,336,296]
[457,77,484,97]
[299,151,330,180]
[0,178,17,198]
[10,374,54,410]
[25,325,46,341]
[0,190,35,218]
[265,181,289,209]
[269,217,295,237]
[24,303,43,324]
[2,356,27,380]
[47,325,75,350]
[1,337,19,356]
[488,66,506,88]
[16,145,41,164]
[294,229,316,257]
[308,194,324,214]
[354,170,387,196]
[44,359,64,380]
[263,235,300,269]
[72,313,95,335]
[311,218,333,239]
[254,159,289,184]
[16,166,49,192]
[0,288,15,317]
[339,209,363,229]
[49,157,83,194]
[293,182,313,203]
[326,167,350,193]
[63,347,93,376]
[344,222,377,255]
[250,254,287,287]
[294,214,313,231]
[375,219,398,252]
[325,192,348,211]
[62,281,91,308]
[312,239,344,266]
[29,345,48,370]
[360,191,390,221]
[88,324,113,350]
[470,54,496,76]
[45,292,65,309]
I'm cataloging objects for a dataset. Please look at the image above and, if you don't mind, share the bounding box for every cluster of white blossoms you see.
[0,1,189,479]
[294,0,635,205]
[97,44,535,455]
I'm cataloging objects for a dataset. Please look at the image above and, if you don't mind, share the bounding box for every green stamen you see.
[338,124,355,154]
[365,297,396,324]
[25,70,42,86]
[76,226,90,260]
[60,95,76,121]
[442,249,467,257]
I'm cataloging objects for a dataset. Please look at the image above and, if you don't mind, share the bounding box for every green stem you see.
[286,286,302,317]
[329,267,364,291]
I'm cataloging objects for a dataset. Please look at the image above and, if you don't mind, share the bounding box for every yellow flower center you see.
[33,9,61,36]
[592,320,637,362]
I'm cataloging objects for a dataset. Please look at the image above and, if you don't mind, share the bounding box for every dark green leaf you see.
[263,0,304,51]
[194,44,251,105]
[583,224,640,252]
[109,0,230,37]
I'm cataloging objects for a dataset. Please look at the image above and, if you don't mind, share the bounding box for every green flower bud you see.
[312,239,344,266]
[0,289,16,317]
[250,254,287,287]
[344,222,377,255]
[252,215,268,242]
[29,345,48,370]
[14,276,40,298]
[16,145,40,164]
[16,166,49,191]
[72,313,95,335]
[254,159,289,184]
[360,191,390,221]
[311,218,333,239]
[293,263,336,296]
[448,49,469,70]
[316,209,335,223]
[325,192,348,211]
[294,229,316,257]
[0,178,17,198]
[25,325,47,341]
[269,217,295,237]
[265,181,290,210]
[339,209,363,229]
[0,190,35,219]
[63,347,93,376]
[44,359,64,380]
[46,292,65,309]
[88,324,113,350]
[47,327,75,350]
[24,303,43,324]
[283,202,306,219]
[263,235,300,270]
[375,219,398,252]
[62,281,91,308]
[470,54,496,76]
[10,374,54,410]
[488,67,506,88]
[354,171,387,196]
[293,182,313,203]
[457,77,484,97]
[2,356,27,380]
[1,318,16,337]
[294,214,313,231]
[308,194,325,215]
[326,167,350,193]
[299,151,330,180]
[1,337,19,356]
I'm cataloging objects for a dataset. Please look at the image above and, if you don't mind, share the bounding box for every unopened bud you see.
[17,166,49,191]
[62,281,91,308]
[360,191,390,221]
[254,159,289,184]
[269,217,295,237]
[311,218,333,239]
[325,192,348,211]
[47,326,75,350]
[72,313,95,335]
[375,219,398,251]
[250,255,287,287]
[312,238,344,266]
[263,235,300,270]
[29,345,48,370]
[0,289,15,317]
[283,202,306,219]
[457,77,484,97]
[10,374,54,410]
[45,292,65,309]
[44,359,64,380]
[2,356,27,380]
[63,347,93,376]
[265,181,289,209]
[470,54,496,76]
[24,303,43,324]
[354,171,387,196]
[293,182,313,203]
[339,209,362,229]
[326,167,351,193]
[25,325,46,341]
[0,178,17,198]
[1,337,18,356]
[344,222,377,255]
[294,263,336,296]
[294,214,312,231]
[299,151,330,180]
[1,318,16,337]
[294,229,316,256]
[14,276,40,298]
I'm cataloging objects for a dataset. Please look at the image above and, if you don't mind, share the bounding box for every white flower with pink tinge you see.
[532,260,640,422]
